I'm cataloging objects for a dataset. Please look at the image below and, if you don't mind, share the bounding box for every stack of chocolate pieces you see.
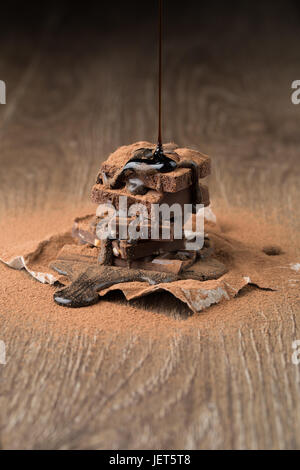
[73,142,213,277]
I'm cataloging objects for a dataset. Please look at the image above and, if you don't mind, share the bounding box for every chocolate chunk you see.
[113,251,197,275]
[54,244,99,265]
[263,246,283,256]
[72,214,98,246]
[180,258,228,281]
[114,256,186,275]
[114,239,192,261]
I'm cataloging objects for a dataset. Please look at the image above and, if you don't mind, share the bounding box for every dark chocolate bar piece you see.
[112,239,196,261]
[113,252,196,275]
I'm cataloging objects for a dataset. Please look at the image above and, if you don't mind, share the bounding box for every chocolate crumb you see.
[263,246,283,256]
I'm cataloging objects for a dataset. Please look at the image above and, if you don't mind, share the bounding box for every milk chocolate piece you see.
[55,243,99,264]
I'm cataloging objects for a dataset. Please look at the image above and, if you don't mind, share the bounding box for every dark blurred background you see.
[0,0,299,218]
[1,1,300,40]
[1,0,300,32]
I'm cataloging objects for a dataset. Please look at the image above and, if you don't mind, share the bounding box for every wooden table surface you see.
[0,2,300,450]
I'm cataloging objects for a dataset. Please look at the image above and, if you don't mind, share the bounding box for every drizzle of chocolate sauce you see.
[125,148,177,175]
[109,147,178,191]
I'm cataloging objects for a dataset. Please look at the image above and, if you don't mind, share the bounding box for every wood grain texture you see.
[0,1,300,449]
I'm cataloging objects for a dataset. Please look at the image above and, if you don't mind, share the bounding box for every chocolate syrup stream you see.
[156,0,163,155]
[105,0,177,189]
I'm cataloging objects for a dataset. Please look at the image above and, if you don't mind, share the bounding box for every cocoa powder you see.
[0,202,299,340]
